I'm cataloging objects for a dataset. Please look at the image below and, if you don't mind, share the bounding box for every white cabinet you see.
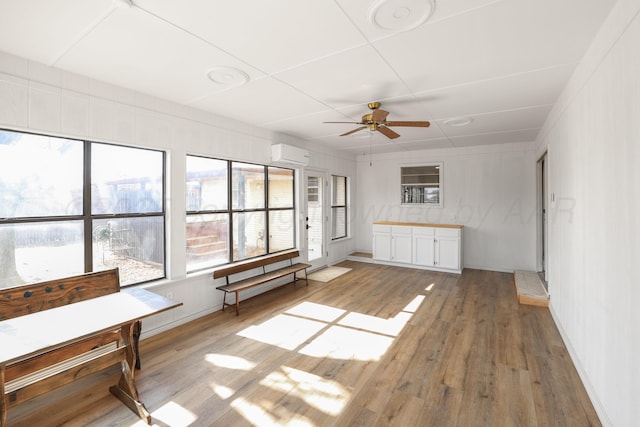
[372,225,392,261]
[391,226,412,264]
[373,222,463,273]
[434,228,461,270]
[413,226,435,267]
[372,225,412,264]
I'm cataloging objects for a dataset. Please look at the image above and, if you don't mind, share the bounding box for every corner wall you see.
[535,1,640,425]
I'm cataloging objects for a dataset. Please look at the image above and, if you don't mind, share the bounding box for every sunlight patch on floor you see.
[137,401,197,427]
[261,366,350,416]
[205,353,257,371]
[237,314,327,350]
[285,301,346,322]
[210,382,235,399]
[338,311,412,336]
[299,325,394,361]
[231,396,314,427]
[404,294,426,312]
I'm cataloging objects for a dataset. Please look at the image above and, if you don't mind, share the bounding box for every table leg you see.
[109,322,151,425]
[1,364,6,427]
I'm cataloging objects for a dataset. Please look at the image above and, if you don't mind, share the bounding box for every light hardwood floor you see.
[8,262,600,426]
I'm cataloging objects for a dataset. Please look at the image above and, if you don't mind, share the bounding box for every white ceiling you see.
[0,0,616,154]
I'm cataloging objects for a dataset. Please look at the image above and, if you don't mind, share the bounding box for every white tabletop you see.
[0,287,180,365]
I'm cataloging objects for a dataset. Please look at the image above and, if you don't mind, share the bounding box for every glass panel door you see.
[304,170,327,270]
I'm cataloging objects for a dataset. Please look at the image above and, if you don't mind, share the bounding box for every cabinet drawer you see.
[412,226,435,236]
[391,226,412,235]
[435,228,460,238]
[373,224,391,233]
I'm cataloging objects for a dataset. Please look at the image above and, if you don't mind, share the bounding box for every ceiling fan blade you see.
[324,121,363,124]
[386,121,431,127]
[377,126,400,139]
[371,109,389,122]
[340,126,368,136]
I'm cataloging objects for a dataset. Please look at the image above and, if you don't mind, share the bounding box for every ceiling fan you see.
[324,101,430,139]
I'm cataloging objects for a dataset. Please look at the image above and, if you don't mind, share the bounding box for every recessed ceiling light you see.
[207,67,249,86]
[113,0,134,8]
[368,0,435,32]
[444,117,473,127]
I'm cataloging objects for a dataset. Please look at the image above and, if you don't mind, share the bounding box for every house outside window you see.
[0,129,166,289]
[186,156,295,272]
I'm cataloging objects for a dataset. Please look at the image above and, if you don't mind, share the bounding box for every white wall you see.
[355,143,537,272]
[0,51,357,335]
[535,0,640,425]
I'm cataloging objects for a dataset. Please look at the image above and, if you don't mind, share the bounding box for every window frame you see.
[330,175,348,241]
[185,155,296,272]
[0,128,167,288]
[400,163,443,207]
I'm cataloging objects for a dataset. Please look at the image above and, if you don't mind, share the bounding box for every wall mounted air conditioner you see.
[271,144,310,166]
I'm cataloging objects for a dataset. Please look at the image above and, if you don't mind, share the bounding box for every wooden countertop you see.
[374,221,464,229]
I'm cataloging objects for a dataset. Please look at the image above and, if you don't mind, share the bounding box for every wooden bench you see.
[0,269,181,426]
[213,250,310,315]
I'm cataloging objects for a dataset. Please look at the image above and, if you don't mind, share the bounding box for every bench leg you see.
[1,364,6,427]
[234,291,240,316]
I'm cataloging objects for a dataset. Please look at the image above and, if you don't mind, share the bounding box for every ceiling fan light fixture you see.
[368,0,435,32]
[207,67,249,87]
[444,117,473,127]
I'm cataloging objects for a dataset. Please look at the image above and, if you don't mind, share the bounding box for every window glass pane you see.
[92,144,163,214]
[232,162,265,210]
[93,217,164,285]
[332,207,346,239]
[186,156,228,211]
[269,210,295,252]
[401,164,441,205]
[332,176,346,205]
[268,167,294,208]
[0,221,84,289]
[186,214,229,271]
[0,130,83,218]
[233,212,266,261]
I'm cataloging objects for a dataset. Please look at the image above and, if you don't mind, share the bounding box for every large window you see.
[331,175,348,240]
[186,156,295,272]
[0,129,165,289]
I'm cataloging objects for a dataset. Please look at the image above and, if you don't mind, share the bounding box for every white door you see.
[436,237,460,270]
[304,170,327,270]
[414,235,435,266]
[391,230,413,264]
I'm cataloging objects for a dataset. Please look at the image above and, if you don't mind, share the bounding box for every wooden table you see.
[0,287,181,426]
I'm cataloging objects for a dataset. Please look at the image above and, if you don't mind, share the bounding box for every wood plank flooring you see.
[7,262,600,426]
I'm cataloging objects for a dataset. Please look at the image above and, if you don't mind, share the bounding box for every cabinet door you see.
[392,233,412,264]
[413,235,435,266]
[435,236,459,270]
[373,232,392,261]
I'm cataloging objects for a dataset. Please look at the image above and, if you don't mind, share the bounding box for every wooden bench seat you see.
[213,250,310,315]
